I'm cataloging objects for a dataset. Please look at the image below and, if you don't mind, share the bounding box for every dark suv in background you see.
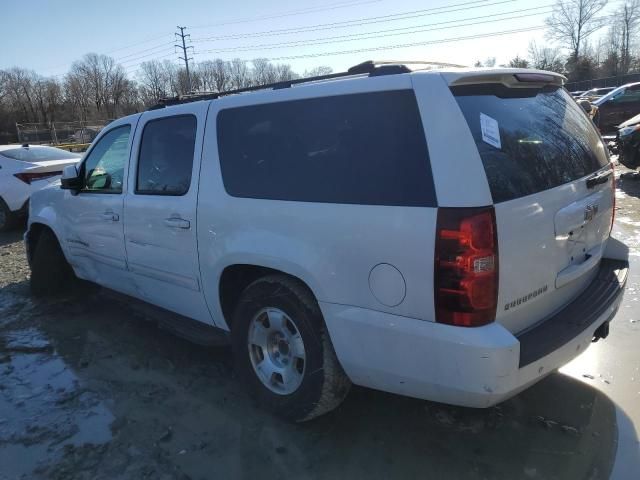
[593,82,640,134]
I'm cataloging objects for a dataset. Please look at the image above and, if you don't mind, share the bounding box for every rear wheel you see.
[0,199,16,233]
[30,229,77,297]
[231,274,351,422]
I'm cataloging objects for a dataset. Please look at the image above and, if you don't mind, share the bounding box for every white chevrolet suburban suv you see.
[26,62,629,422]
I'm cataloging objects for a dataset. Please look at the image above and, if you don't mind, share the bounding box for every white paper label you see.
[480,113,501,149]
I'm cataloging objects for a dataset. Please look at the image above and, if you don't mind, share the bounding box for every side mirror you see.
[60,164,82,192]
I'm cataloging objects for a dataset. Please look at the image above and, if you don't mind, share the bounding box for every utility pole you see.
[175,26,194,93]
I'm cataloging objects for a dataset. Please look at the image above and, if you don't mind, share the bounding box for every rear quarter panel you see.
[198,76,438,330]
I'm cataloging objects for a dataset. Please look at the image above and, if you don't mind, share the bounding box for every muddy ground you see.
[1,170,639,479]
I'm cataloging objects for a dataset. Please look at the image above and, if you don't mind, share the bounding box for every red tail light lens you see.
[14,171,61,184]
[435,207,498,327]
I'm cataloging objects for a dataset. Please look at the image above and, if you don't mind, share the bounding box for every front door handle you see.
[101,211,119,221]
[164,217,190,229]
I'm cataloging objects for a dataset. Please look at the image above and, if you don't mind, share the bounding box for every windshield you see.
[1,146,81,162]
[593,85,634,105]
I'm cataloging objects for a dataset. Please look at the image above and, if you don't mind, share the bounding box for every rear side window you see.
[452,85,609,203]
[216,90,435,206]
[136,115,197,196]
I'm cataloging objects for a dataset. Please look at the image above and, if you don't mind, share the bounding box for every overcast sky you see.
[2,0,623,78]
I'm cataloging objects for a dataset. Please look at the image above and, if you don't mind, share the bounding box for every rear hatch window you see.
[451,85,609,203]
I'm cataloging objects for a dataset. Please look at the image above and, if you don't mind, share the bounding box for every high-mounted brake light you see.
[434,207,498,327]
[514,73,555,83]
[14,171,61,184]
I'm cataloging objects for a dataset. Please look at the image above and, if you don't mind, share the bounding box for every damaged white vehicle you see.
[26,62,629,421]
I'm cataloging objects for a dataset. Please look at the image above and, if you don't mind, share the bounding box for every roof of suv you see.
[149,61,566,111]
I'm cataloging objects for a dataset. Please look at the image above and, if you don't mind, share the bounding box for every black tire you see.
[30,229,77,297]
[231,274,351,422]
[0,198,16,233]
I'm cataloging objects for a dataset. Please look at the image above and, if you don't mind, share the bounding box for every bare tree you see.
[138,60,171,103]
[212,59,231,92]
[303,66,333,77]
[252,58,277,85]
[528,41,565,72]
[64,71,91,122]
[545,0,608,60]
[471,58,496,67]
[4,68,39,122]
[229,59,251,89]
[508,56,530,68]
[32,78,62,124]
[197,60,217,92]
[619,1,640,73]
[273,63,298,82]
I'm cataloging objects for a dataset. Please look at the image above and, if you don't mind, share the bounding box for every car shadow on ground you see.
[1,282,636,480]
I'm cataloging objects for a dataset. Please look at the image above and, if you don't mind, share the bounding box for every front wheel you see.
[231,275,351,422]
[30,229,77,297]
[0,198,16,233]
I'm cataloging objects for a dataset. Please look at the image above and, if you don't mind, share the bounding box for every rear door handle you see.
[164,217,190,229]
[101,211,119,221]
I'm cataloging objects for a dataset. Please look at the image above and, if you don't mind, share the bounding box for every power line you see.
[103,33,174,55]
[38,34,173,75]
[115,42,177,61]
[250,12,620,63]
[260,25,548,62]
[118,47,177,66]
[199,5,554,55]
[189,0,385,28]
[192,0,508,42]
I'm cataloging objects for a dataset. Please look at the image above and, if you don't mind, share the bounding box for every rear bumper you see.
[321,258,628,408]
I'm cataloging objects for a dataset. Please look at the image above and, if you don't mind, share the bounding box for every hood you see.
[619,112,640,128]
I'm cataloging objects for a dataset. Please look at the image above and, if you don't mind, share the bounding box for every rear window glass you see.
[1,146,80,162]
[216,90,436,207]
[452,85,609,203]
[136,115,197,196]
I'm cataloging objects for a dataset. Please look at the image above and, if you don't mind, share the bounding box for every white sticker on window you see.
[480,113,501,149]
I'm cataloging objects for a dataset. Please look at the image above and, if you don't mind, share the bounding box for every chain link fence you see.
[565,73,640,92]
[14,121,111,151]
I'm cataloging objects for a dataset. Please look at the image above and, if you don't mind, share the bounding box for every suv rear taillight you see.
[14,171,61,184]
[435,207,498,327]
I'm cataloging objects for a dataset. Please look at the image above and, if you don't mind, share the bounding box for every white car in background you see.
[0,144,81,231]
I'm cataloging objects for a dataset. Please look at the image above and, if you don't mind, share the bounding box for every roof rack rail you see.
[149,60,415,110]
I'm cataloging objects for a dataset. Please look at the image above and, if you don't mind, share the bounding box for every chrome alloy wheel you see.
[247,307,306,395]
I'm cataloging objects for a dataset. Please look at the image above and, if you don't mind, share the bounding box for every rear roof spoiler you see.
[443,69,566,89]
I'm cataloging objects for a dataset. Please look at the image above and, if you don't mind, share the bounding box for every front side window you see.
[136,115,197,196]
[82,125,131,193]
[216,90,435,207]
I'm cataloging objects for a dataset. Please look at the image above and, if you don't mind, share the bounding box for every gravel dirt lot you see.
[0,169,639,479]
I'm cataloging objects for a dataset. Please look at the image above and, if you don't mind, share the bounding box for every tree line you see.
[481,1,640,83]
[3,0,640,142]
[0,56,330,143]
